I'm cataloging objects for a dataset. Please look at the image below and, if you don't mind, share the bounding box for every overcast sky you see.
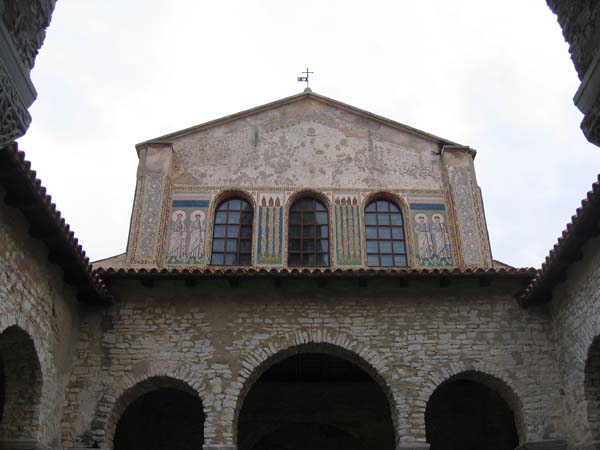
[17,0,600,268]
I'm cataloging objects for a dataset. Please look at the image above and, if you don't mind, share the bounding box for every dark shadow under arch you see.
[236,343,396,450]
[585,335,600,440]
[426,371,521,450]
[0,325,43,440]
[109,376,205,450]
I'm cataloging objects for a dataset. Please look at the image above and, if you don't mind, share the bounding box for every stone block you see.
[0,440,52,450]
[515,439,567,450]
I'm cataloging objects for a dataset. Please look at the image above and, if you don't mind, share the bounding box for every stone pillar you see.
[125,143,174,267]
[441,145,493,269]
[514,439,567,450]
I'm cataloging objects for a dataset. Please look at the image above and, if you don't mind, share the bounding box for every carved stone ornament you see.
[0,62,31,147]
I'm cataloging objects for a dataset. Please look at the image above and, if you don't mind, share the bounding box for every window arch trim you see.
[208,190,255,266]
[362,192,410,267]
[286,190,332,267]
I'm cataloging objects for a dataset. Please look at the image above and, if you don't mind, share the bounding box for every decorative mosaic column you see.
[125,143,173,268]
[441,145,493,269]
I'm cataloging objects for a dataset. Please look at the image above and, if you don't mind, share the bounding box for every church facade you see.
[2,2,600,450]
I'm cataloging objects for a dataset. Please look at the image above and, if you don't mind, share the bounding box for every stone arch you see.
[230,329,400,447]
[420,363,526,444]
[0,312,48,378]
[0,324,44,441]
[100,363,212,448]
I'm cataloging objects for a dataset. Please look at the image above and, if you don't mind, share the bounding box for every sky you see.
[17,0,600,268]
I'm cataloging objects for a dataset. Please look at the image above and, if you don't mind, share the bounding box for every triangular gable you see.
[136,89,463,152]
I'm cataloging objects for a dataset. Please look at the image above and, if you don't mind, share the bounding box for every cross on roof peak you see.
[297,67,314,89]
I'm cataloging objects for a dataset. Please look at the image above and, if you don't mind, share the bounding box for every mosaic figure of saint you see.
[431,214,452,264]
[187,210,206,263]
[414,214,434,263]
[167,210,187,262]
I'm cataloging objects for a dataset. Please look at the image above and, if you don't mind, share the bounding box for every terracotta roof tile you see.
[519,175,600,306]
[96,266,536,279]
[0,143,111,303]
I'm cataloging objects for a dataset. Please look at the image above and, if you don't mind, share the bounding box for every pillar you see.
[125,143,174,267]
[441,145,493,269]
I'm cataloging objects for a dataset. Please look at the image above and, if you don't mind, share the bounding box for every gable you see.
[145,93,457,191]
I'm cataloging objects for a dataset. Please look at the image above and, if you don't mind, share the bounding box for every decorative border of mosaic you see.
[126,183,464,270]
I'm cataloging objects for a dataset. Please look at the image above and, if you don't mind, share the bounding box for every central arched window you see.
[210,198,253,265]
[288,198,329,266]
[365,199,407,267]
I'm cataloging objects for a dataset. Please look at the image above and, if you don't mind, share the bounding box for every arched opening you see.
[0,325,43,440]
[238,351,395,450]
[585,336,600,439]
[112,378,205,450]
[426,375,519,450]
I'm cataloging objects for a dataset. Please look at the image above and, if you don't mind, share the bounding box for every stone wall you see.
[547,1,600,146]
[550,234,600,449]
[60,278,562,449]
[0,186,81,449]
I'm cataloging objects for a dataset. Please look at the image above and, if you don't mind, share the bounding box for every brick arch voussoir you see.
[98,362,213,449]
[231,328,398,446]
[418,361,528,444]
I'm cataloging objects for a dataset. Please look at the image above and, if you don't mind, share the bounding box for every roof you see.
[0,143,111,304]
[519,174,600,307]
[96,266,535,284]
[136,89,469,154]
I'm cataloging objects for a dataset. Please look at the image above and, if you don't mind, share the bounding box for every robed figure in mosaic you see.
[187,210,206,263]
[167,211,187,262]
[414,214,434,264]
[431,214,452,264]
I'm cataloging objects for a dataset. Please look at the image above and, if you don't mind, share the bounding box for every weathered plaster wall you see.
[0,186,81,448]
[61,280,562,449]
[172,99,443,190]
[550,234,600,449]
[125,97,493,270]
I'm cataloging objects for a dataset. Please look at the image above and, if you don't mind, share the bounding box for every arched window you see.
[210,198,253,265]
[288,198,329,266]
[365,199,407,267]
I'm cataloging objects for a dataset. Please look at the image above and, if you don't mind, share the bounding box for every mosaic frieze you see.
[256,193,284,265]
[409,199,454,267]
[131,174,170,265]
[165,192,210,265]
[334,194,362,266]
[447,166,484,266]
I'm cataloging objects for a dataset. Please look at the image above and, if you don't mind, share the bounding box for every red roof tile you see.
[519,175,600,307]
[0,143,111,303]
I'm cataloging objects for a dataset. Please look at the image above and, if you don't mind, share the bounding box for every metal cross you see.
[297,68,314,88]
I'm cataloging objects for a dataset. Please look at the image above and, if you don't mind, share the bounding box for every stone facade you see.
[126,93,493,271]
[0,185,81,449]
[3,2,600,450]
[59,279,561,449]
